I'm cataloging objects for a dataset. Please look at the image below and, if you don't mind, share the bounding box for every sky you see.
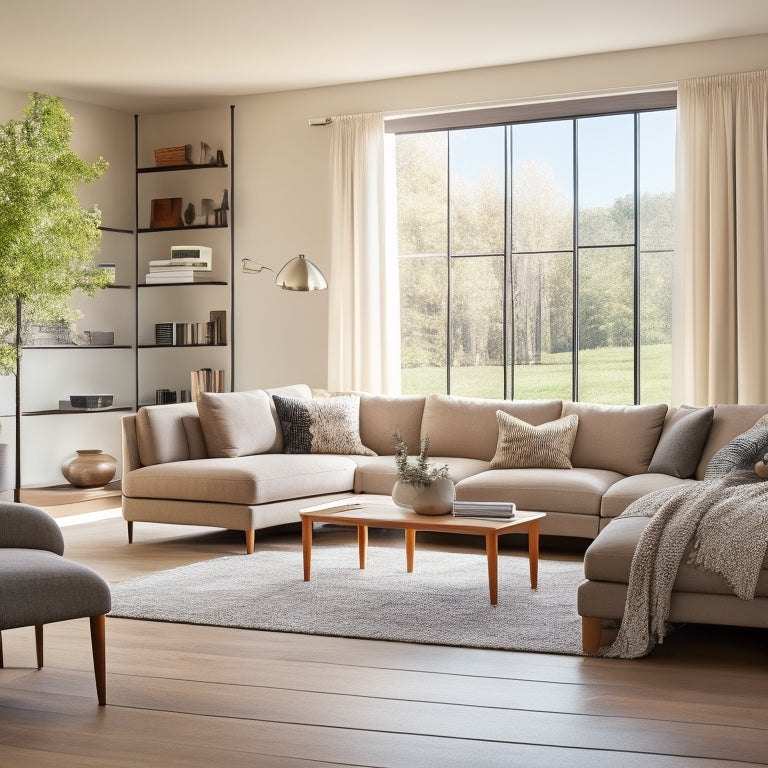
[449,108,676,208]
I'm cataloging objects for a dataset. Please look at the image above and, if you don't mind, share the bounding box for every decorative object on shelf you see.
[69,394,113,409]
[199,141,213,165]
[214,189,229,227]
[201,198,215,226]
[209,310,227,344]
[155,323,174,345]
[153,145,191,166]
[184,202,195,225]
[61,449,117,488]
[83,330,114,346]
[150,197,184,228]
[242,254,328,292]
[391,431,454,515]
[25,322,74,346]
[155,389,177,404]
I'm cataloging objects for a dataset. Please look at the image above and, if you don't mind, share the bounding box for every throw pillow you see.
[272,394,377,456]
[196,390,277,458]
[704,415,768,481]
[647,405,715,478]
[490,411,579,470]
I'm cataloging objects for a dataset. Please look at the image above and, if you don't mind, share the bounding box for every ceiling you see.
[3,0,768,113]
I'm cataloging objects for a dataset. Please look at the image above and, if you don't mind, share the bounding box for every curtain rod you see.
[308,117,333,126]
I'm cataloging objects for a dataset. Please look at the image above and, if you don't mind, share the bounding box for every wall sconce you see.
[241,254,327,291]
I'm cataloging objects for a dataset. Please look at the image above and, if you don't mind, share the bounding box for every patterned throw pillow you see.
[490,411,579,470]
[704,416,768,480]
[272,394,376,456]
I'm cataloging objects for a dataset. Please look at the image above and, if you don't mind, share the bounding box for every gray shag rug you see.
[109,545,585,655]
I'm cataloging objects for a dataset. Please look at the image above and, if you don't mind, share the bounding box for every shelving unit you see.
[11,225,136,498]
[134,106,235,407]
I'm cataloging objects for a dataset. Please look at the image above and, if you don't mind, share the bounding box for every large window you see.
[394,105,675,404]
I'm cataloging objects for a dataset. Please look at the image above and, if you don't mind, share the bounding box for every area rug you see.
[109,546,586,655]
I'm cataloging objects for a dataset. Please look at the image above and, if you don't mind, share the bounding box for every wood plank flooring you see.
[1,504,767,766]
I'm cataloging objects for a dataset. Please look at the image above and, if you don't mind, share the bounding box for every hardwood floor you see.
[1,502,767,767]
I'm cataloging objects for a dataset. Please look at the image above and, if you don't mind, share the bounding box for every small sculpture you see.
[184,202,195,226]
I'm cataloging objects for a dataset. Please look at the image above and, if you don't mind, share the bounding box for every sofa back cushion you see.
[358,393,426,456]
[561,401,667,476]
[135,402,200,466]
[647,405,714,478]
[197,390,276,458]
[421,394,563,461]
[695,404,768,479]
[264,384,313,453]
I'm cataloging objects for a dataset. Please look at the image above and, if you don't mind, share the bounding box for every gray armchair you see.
[0,502,111,705]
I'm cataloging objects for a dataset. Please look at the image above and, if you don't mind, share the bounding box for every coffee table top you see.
[300,495,545,534]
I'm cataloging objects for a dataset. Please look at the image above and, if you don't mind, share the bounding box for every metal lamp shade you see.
[274,254,328,291]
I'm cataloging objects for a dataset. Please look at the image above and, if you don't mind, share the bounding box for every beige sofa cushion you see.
[197,390,276,458]
[456,467,623,516]
[421,394,563,461]
[358,393,426,456]
[135,402,200,466]
[561,401,667,476]
[123,453,357,506]
[491,412,579,469]
[600,473,694,519]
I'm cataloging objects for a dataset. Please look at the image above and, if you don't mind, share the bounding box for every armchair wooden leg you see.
[127,520,133,544]
[35,624,44,669]
[581,616,604,654]
[245,530,255,555]
[90,614,107,706]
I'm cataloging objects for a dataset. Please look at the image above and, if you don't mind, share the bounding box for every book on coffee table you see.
[452,501,516,519]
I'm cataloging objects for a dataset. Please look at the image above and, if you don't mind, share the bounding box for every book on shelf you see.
[452,501,516,519]
[191,368,225,400]
[148,262,211,272]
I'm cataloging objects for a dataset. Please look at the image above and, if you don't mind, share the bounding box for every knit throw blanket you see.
[599,470,768,659]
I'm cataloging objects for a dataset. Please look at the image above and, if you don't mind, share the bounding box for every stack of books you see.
[452,501,516,519]
[145,267,209,283]
[191,368,225,400]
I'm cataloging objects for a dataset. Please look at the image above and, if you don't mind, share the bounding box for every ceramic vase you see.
[392,477,455,515]
[61,449,117,488]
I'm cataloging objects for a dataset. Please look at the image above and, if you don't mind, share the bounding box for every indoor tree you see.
[0,92,110,499]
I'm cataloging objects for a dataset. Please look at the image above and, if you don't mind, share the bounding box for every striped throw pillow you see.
[491,411,579,470]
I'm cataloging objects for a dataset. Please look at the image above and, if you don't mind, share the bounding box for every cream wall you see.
[232,33,768,392]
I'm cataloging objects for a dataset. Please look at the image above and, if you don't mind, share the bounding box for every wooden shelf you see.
[138,224,228,233]
[137,163,228,174]
[23,406,133,416]
[19,480,122,507]
[137,280,227,287]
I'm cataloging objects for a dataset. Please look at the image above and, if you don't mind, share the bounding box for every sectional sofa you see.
[121,384,766,553]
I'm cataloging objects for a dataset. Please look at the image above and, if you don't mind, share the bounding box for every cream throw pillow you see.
[491,411,579,470]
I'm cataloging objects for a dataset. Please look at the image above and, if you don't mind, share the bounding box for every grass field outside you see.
[402,344,671,404]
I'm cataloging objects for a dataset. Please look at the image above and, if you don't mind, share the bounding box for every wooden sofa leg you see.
[90,614,107,706]
[35,624,44,669]
[127,521,133,544]
[582,616,603,654]
[245,530,255,555]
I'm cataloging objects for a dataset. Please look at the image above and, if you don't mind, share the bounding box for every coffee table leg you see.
[529,520,540,589]
[405,529,415,572]
[358,525,368,569]
[486,533,499,605]
[302,517,312,581]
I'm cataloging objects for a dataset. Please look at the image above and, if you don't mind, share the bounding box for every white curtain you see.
[328,113,400,393]
[673,70,768,405]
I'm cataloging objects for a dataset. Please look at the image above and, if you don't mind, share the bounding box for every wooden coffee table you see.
[299,496,546,605]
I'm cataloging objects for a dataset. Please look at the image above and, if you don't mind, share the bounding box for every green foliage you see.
[393,431,449,487]
[0,92,109,375]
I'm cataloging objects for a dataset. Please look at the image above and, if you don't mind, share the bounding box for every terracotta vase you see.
[61,449,117,488]
[393,477,455,516]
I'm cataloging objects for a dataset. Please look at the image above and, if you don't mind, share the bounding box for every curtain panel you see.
[674,70,768,405]
[328,113,400,393]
